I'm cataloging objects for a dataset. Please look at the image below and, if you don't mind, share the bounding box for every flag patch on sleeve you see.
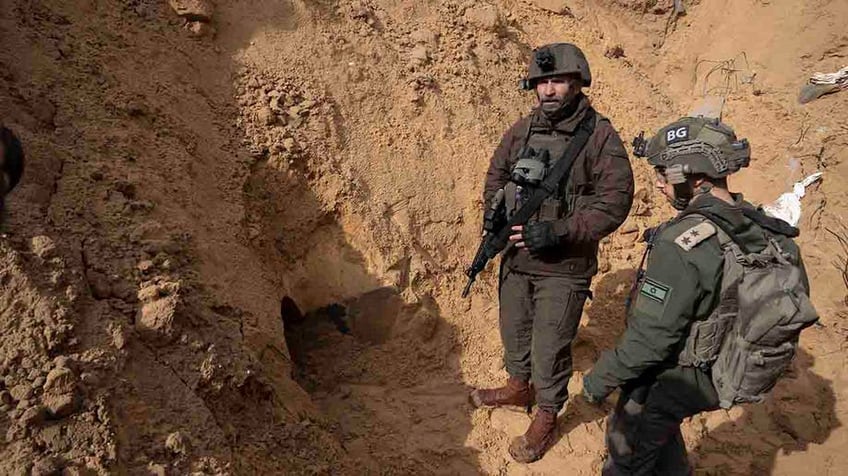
[640,278,670,304]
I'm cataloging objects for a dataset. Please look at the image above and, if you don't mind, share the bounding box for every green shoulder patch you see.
[640,278,671,304]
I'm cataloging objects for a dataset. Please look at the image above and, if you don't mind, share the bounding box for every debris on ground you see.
[799,66,848,104]
[763,172,824,226]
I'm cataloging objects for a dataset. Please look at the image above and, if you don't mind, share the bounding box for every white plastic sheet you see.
[762,172,823,226]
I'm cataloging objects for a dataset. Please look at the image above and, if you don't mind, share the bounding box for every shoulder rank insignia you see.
[674,221,716,251]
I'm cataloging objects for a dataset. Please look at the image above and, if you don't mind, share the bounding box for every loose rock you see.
[44,392,78,419]
[137,260,155,273]
[409,45,430,66]
[168,0,213,22]
[31,456,62,476]
[137,295,179,340]
[53,356,72,369]
[10,383,33,402]
[147,463,167,476]
[464,5,501,31]
[165,431,190,455]
[31,235,57,259]
[21,405,48,427]
[256,106,276,126]
[45,367,76,395]
[529,0,572,15]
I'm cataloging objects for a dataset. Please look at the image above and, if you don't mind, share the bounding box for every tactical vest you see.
[503,119,590,225]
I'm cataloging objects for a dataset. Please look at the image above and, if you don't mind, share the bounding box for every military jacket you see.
[483,94,634,277]
[584,193,809,398]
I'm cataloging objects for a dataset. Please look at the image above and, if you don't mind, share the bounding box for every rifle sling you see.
[492,108,597,250]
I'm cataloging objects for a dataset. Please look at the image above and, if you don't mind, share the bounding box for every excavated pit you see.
[0,0,847,474]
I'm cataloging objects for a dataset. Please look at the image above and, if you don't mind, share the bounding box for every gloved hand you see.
[523,221,560,255]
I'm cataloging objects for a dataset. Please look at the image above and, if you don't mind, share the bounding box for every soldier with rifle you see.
[463,43,634,463]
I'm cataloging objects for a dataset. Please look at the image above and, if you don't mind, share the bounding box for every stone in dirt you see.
[31,235,57,259]
[464,5,501,32]
[604,45,625,59]
[31,96,57,128]
[530,0,572,15]
[86,270,112,300]
[490,407,531,435]
[256,106,276,126]
[21,405,48,427]
[165,431,190,455]
[45,367,77,395]
[185,21,216,38]
[31,456,62,476]
[410,28,439,45]
[169,0,213,23]
[137,295,179,340]
[44,392,78,419]
[409,45,430,66]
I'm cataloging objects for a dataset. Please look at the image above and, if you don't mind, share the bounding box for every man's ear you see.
[689,176,705,188]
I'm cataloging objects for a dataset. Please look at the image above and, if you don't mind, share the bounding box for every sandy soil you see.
[0,0,845,474]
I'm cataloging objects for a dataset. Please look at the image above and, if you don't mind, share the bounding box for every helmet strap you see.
[671,182,693,210]
[666,164,692,210]
[696,182,714,195]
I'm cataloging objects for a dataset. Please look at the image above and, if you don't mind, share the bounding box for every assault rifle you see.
[460,109,597,297]
[461,189,507,298]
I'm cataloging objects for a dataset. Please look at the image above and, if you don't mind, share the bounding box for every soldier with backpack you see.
[582,116,818,475]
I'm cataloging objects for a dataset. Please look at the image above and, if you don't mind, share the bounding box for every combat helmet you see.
[520,43,592,90]
[633,116,751,209]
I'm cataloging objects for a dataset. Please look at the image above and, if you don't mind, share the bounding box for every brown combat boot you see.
[508,408,558,463]
[469,377,534,411]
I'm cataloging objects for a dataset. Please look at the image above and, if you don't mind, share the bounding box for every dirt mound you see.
[0,0,846,474]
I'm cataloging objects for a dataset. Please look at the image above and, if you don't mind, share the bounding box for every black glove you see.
[523,221,560,255]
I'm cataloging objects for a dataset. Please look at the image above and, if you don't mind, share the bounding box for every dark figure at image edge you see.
[0,125,25,215]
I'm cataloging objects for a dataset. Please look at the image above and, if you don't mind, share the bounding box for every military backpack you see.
[676,211,819,408]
